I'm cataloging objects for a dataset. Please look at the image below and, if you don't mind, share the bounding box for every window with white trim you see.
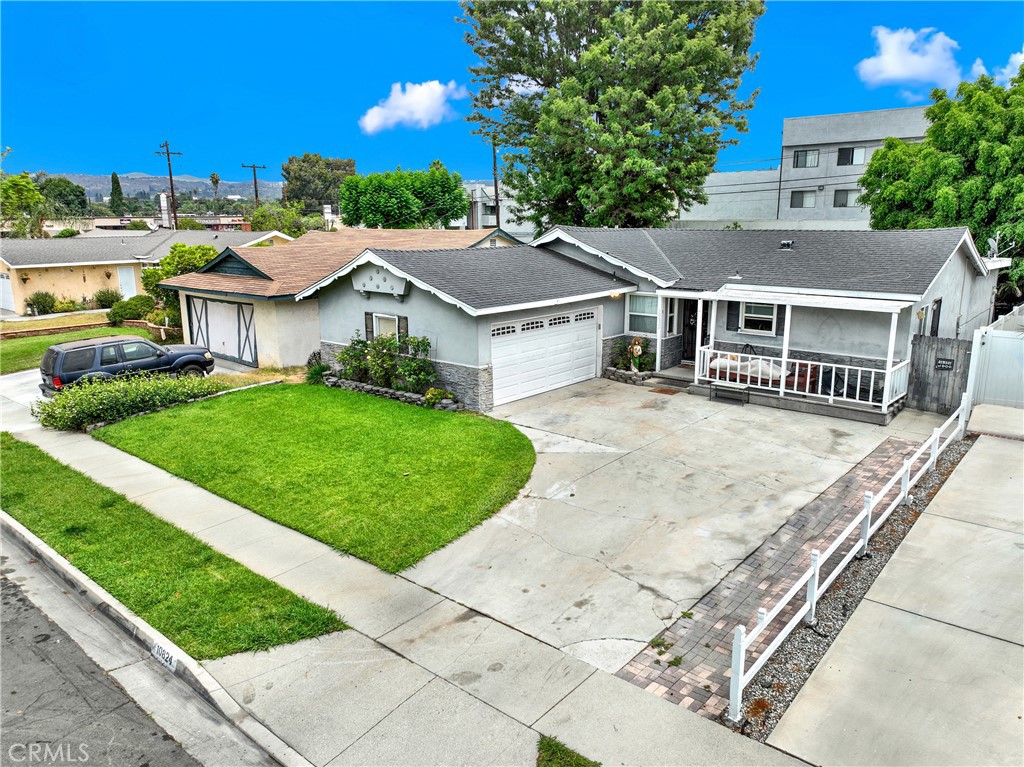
[790,190,816,208]
[627,293,658,334]
[665,299,678,335]
[793,149,819,168]
[374,313,398,337]
[740,302,776,334]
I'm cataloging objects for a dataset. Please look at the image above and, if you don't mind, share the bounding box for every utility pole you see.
[241,163,266,205]
[154,141,183,229]
[491,139,501,226]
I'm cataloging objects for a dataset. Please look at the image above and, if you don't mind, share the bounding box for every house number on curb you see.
[151,643,177,672]
[934,358,955,371]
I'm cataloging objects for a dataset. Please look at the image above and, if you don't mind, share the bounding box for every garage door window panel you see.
[628,294,658,335]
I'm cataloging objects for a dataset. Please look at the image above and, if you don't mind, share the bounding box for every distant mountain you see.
[43,171,284,201]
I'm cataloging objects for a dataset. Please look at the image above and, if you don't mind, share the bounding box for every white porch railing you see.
[725,394,970,724]
[697,345,910,411]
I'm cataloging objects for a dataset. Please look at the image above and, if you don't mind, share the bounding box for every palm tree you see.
[209,172,220,199]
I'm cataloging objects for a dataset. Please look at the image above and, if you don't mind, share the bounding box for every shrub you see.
[123,220,151,231]
[365,333,401,388]
[107,295,156,325]
[335,333,370,383]
[53,297,84,313]
[92,288,123,309]
[25,291,57,315]
[145,305,182,328]
[305,362,331,385]
[31,374,221,431]
[54,228,79,238]
[423,387,453,407]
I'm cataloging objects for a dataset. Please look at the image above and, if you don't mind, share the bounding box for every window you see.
[548,315,571,327]
[100,345,119,366]
[627,294,658,334]
[574,311,595,322]
[666,299,678,335]
[833,189,860,208]
[790,190,816,208]
[62,348,95,373]
[120,341,159,362]
[483,204,497,216]
[740,303,776,334]
[930,298,942,336]
[837,147,866,166]
[491,324,516,337]
[521,319,545,332]
[793,149,819,168]
[374,313,398,337]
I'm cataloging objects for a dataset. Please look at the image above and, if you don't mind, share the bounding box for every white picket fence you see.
[726,393,970,724]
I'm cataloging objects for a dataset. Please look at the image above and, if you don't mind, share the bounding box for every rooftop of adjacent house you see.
[0,230,285,268]
[351,245,633,313]
[160,228,516,299]
[545,226,976,296]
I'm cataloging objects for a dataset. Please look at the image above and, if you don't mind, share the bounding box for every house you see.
[160,228,521,368]
[449,181,536,242]
[676,106,929,229]
[305,226,1004,422]
[0,230,291,315]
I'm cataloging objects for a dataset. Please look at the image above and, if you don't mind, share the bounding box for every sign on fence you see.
[934,358,955,371]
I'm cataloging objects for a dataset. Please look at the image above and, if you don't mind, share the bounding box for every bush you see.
[335,333,370,383]
[365,333,401,388]
[305,362,331,385]
[423,387,454,407]
[53,297,84,313]
[123,220,151,231]
[25,291,57,315]
[31,374,221,431]
[145,306,182,328]
[107,295,156,325]
[92,288,123,309]
[54,228,79,238]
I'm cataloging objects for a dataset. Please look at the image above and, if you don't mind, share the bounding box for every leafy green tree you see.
[38,176,89,216]
[339,161,469,228]
[461,0,763,230]
[124,220,152,231]
[248,201,322,237]
[859,67,1024,294]
[0,173,46,237]
[109,172,126,215]
[142,243,219,311]
[174,217,206,230]
[281,153,356,212]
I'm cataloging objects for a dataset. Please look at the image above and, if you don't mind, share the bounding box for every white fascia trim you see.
[531,229,674,288]
[656,289,719,299]
[720,283,922,302]
[476,285,637,316]
[244,230,294,245]
[297,250,478,315]
[957,230,987,275]
[4,260,144,270]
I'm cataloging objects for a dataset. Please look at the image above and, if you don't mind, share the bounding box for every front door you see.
[680,299,709,362]
[117,266,137,298]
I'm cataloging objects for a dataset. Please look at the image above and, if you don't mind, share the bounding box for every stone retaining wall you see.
[323,375,465,411]
[604,366,655,385]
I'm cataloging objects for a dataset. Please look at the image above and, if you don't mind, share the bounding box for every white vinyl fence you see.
[964,304,1024,410]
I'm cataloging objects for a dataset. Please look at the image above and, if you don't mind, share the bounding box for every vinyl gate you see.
[965,306,1024,409]
[906,335,972,414]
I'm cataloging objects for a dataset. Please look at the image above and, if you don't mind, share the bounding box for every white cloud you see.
[993,46,1024,85]
[970,58,988,79]
[359,80,469,135]
[856,26,962,91]
[896,89,928,104]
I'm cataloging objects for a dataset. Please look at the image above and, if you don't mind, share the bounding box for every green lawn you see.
[93,385,536,572]
[0,433,345,659]
[537,737,602,767]
[0,327,152,375]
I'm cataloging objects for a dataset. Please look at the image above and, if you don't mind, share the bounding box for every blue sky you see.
[1,1,1020,185]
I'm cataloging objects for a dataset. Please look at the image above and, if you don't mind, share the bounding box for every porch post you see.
[881,311,898,411]
[655,297,664,372]
[708,300,718,348]
[696,298,704,351]
[779,302,792,397]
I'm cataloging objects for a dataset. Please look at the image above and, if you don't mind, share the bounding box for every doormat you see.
[649,388,679,395]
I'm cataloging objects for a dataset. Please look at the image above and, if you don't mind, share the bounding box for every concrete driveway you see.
[406,379,944,671]
[1,369,45,433]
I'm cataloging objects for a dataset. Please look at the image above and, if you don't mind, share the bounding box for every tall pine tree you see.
[109,172,126,215]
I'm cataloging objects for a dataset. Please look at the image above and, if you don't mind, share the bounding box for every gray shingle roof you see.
[366,245,632,311]
[0,231,282,268]
[553,226,972,295]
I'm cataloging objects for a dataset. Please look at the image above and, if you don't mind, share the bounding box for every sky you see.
[1,1,1021,186]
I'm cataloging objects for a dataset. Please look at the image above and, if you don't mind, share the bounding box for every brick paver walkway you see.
[616,436,920,718]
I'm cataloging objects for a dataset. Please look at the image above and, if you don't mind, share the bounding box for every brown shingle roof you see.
[161,228,511,299]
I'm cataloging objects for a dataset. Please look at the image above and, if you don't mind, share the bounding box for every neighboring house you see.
[677,106,929,228]
[160,228,520,368]
[302,226,1003,422]
[450,181,536,242]
[0,230,291,315]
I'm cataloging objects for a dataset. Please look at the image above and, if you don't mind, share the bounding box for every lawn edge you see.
[0,509,314,767]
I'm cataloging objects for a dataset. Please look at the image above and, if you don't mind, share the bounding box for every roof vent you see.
[779,240,794,250]
[729,269,742,280]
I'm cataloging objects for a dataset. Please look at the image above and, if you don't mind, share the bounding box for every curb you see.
[0,510,313,767]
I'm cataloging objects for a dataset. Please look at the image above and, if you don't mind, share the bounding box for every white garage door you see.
[491,308,599,406]
[187,296,257,366]
[0,273,14,312]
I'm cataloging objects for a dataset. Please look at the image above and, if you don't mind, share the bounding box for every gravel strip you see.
[729,435,977,741]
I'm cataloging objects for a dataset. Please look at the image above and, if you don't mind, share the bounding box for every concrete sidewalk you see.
[2,399,801,766]
[768,435,1024,766]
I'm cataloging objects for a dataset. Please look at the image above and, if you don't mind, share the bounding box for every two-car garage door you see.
[186,296,258,367]
[491,308,599,406]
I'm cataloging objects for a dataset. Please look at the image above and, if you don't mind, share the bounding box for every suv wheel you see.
[178,365,205,378]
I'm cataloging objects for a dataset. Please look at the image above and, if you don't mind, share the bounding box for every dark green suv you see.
[39,335,215,397]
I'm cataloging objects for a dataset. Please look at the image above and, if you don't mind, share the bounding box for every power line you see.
[154,141,183,229]
[241,163,266,205]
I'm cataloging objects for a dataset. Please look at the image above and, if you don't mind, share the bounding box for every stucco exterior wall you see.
[251,298,321,368]
[676,170,781,222]
[4,263,142,315]
[917,245,998,341]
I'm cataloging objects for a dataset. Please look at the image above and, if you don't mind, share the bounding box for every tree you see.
[859,67,1024,293]
[209,172,220,198]
[0,173,46,237]
[142,243,219,312]
[124,220,152,231]
[339,161,470,229]
[174,217,206,230]
[38,176,89,217]
[109,172,126,215]
[248,201,323,238]
[281,153,356,212]
[461,0,763,230]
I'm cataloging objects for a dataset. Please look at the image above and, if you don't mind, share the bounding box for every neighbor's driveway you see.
[406,378,944,671]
